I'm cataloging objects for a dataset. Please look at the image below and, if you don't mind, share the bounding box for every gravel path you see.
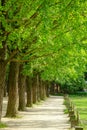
[1,96,71,130]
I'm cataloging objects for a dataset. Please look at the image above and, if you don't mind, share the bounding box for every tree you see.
[26,76,33,107]
[18,64,26,111]
[6,62,19,117]
[0,0,87,121]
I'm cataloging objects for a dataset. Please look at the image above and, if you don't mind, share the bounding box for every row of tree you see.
[0,0,87,123]
[6,67,50,117]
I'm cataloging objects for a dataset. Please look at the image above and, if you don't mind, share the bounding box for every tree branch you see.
[6,50,19,64]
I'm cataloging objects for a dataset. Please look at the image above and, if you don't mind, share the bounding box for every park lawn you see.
[69,95,87,130]
[0,123,7,128]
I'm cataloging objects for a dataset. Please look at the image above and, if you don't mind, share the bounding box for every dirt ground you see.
[1,96,71,130]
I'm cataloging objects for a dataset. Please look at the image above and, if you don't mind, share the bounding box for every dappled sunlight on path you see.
[2,96,71,130]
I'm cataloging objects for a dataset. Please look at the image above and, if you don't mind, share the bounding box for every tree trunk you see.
[4,81,7,97]
[18,64,26,111]
[0,43,7,122]
[46,82,50,97]
[32,74,37,104]
[36,74,40,102]
[0,60,6,122]
[26,76,33,107]
[43,81,46,98]
[39,79,43,100]
[39,80,45,100]
[6,62,19,117]
[0,0,8,121]
[50,82,55,95]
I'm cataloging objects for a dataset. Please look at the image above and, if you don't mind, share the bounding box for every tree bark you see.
[39,79,43,100]
[0,60,6,122]
[26,76,33,107]
[32,74,37,104]
[4,81,7,97]
[18,64,26,111]
[39,80,45,100]
[43,81,46,98]
[36,74,40,102]
[6,62,19,117]
[46,82,50,97]
[0,0,7,121]
[50,82,55,95]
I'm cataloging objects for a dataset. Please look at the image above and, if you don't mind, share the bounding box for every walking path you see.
[1,96,71,130]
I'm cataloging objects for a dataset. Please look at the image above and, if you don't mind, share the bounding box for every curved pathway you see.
[1,96,71,130]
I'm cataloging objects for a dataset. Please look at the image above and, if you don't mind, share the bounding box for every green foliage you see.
[61,77,86,94]
[0,0,87,91]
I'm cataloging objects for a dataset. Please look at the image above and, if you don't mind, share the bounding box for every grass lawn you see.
[0,123,7,128]
[69,94,87,130]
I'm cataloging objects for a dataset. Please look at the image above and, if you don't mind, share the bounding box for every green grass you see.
[64,109,68,114]
[69,94,87,130]
[0,122,7,128]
